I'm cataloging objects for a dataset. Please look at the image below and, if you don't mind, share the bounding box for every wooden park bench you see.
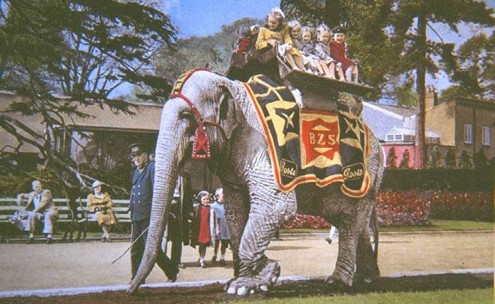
[76,199,131,241]
[0,197,77,243]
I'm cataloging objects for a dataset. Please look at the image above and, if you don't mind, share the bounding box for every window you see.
[482,126,491,146]
[464,124,472,144]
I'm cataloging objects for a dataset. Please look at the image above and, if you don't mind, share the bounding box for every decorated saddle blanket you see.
[243,74,371,198]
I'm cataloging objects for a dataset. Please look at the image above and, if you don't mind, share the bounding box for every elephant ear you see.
[217,83,240,139]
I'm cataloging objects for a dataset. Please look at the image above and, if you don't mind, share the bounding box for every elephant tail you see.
[371,205,379,261]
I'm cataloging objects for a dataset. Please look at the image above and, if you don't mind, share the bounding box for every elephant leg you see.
[326,200,373,287]
[223,185,250,277]
[226,190,296,296]
[354,223,380,284]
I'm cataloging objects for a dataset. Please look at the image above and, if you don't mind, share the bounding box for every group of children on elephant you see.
[234,7,359,83]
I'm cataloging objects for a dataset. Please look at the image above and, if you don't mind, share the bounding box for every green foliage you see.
[278,0,495,105]
[389,78,418,106]
[443,32,495,100]
[381,168,494,192]
[438,85,478,103]
[0,168,73,197]
[152,17,262,83]
[0,0,176,193]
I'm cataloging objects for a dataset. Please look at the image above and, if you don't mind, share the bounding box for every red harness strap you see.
[169,89,227,160]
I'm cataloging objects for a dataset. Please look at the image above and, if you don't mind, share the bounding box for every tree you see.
[0,0,176,195]
[390,0,495,168]
[150,17,261,90]
[441,32,495,101]
[386,147,397,168]
[399,149,410,168]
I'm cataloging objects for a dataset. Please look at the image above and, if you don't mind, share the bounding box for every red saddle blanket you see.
[244,74,371,198]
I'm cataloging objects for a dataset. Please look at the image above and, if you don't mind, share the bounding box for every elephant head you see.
[127,70,243,293]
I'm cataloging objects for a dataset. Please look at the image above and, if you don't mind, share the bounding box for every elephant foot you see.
[354,264,380,285]
[225,261,280,296]
[225,276,271,296]
[353,272,379,285]
[325,272,353,288]
[257,261,280,285]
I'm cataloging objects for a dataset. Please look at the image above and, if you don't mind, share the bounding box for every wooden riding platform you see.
[226,47,373,113]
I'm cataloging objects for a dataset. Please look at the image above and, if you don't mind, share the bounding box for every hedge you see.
[381,168,494,192]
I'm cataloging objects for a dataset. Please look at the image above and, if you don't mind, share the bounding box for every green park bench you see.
[0,197,77,243]
[76,199,131,241]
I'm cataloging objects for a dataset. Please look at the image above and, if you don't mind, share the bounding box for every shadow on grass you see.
[1,272,492,304]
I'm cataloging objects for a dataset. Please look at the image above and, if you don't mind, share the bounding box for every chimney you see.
[425,85,437,109]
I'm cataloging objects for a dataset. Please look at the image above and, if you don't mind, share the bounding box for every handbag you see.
[9,210,29,231]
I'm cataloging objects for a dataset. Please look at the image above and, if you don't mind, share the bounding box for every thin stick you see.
[111,227,148,264]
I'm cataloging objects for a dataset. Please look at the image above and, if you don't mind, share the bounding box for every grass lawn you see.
[215,288,493,304]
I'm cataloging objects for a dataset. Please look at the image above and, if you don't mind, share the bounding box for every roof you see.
[386,127,440,138]
[362,102,414,140]
[368,103,417,117]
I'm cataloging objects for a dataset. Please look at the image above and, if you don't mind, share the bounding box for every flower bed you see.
[280,190,493,229]
[377,190,431,226]
[282,213,331,229]
[428,191,493,221]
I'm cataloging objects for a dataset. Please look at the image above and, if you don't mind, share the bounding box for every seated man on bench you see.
[18,180,58,244]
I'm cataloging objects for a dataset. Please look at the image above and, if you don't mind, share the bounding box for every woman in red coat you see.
[191,190,216,268]
[329,26,359,83]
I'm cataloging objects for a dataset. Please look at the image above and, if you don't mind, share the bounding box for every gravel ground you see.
[0,231,493,303]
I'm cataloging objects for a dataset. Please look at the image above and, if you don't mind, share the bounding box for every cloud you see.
[159,0,180,14]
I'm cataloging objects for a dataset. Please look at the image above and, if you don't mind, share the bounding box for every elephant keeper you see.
[128,143,178,283]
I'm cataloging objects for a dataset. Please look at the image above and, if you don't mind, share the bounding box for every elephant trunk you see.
[127,116,181,294]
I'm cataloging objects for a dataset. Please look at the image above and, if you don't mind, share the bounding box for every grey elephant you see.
[128,69,384,295]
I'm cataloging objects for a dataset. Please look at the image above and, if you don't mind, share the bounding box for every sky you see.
[162,0,280,37]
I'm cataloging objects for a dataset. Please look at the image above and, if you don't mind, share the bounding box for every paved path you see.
[0,231,493,292]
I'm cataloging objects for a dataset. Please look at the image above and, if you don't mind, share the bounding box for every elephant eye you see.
[179,110,194,120]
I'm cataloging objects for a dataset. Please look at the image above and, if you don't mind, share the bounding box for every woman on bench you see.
[87,180,116,242]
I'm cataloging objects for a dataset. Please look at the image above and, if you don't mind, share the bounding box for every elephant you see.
[127,69,384,296]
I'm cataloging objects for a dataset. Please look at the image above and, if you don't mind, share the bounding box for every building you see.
[0,91,162,172]
[361,100,440,169]
[425,89,495,168]
[362,89,495,169]
[0,91,218,192]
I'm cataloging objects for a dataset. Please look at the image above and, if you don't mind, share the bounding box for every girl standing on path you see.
[191,190,216,268]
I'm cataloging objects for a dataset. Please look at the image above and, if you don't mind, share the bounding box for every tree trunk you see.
[415,13,427,169]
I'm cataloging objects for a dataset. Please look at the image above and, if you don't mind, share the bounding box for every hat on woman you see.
[92,180,103,188]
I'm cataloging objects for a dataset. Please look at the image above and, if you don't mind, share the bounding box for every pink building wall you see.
[382,143,418,169]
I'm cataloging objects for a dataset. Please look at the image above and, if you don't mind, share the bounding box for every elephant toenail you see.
[237,287,248,296]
